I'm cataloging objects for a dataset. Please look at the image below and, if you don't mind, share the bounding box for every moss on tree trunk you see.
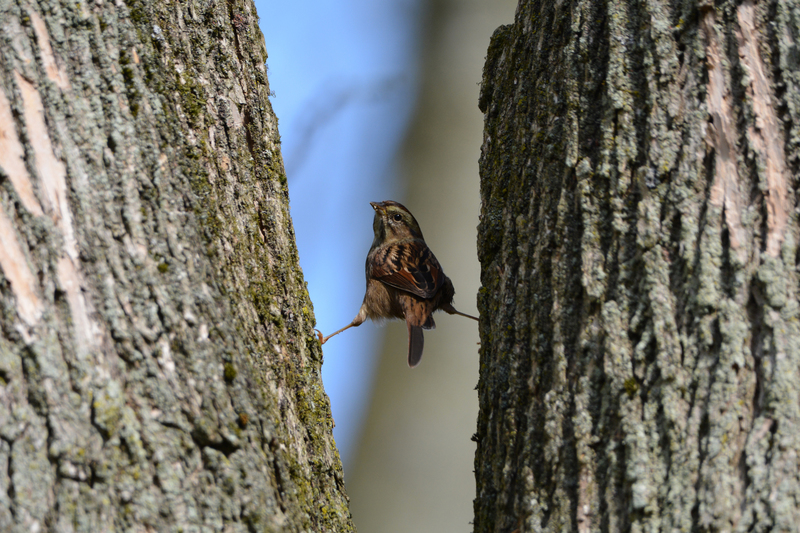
[476,1,800,531]
[0,0,353,530]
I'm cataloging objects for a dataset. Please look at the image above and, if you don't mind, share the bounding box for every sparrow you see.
[319,200,478,367]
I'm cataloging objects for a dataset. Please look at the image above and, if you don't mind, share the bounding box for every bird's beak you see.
[370,201,386,214]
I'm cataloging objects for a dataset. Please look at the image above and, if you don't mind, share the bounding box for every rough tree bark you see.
[0,0,352,531]
[476,0,800,531]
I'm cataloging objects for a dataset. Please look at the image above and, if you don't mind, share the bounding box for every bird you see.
[318,200,478,367]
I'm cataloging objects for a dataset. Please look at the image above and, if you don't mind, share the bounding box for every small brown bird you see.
[319,200,478,367]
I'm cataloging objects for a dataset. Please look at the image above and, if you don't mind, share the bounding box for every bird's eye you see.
[392,213,403,222]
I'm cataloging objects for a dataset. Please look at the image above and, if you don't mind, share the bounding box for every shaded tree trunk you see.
[0,0,352,531]
[476,0,799,531]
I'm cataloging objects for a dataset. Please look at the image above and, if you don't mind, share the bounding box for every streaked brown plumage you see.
[319,200,478,367]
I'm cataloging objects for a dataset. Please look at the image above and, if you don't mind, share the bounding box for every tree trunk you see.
[0,0,352,531]
[476,1,799,532]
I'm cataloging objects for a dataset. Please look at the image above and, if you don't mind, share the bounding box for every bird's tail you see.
[407,323,424,368]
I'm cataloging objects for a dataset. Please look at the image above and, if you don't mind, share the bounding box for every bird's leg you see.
[319,305,367,344]
[441,303,479,322]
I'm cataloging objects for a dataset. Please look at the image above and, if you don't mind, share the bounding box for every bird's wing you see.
[369,240,443,299]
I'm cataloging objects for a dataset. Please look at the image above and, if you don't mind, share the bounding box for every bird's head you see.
[370,200,424,246]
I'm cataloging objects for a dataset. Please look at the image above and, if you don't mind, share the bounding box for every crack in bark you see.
[28,10,71,91]
[0,201,42,327]
[0,87,44,217]
[701,9,747,264]
[13,71,76,259]
[736,0,789,259]
[12,71,101,358]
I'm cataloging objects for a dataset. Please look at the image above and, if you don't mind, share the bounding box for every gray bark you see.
[0,0,352,531]
[476,0,800,531]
